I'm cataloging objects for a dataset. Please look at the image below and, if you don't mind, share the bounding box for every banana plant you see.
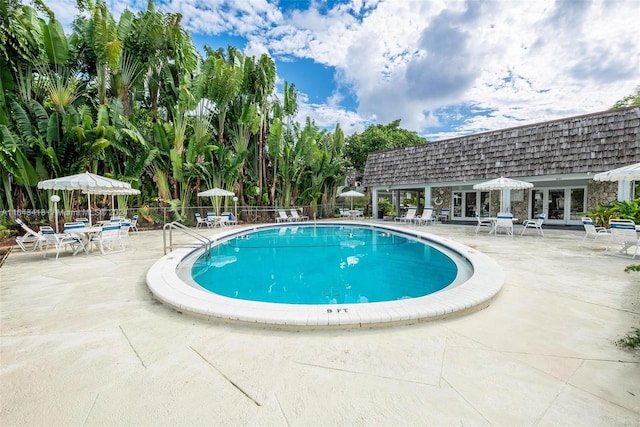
[200,47,243,145]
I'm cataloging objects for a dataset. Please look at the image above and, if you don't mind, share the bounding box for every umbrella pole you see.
[54,200,59,233]
[88,194,92,227]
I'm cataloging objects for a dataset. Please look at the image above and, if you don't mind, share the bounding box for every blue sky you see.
[50,0,640,141]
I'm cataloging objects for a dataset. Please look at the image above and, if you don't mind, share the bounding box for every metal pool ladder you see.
[162,221,212,258]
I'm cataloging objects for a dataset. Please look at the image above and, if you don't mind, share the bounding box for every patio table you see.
[486,217,518,235]
[206,216,226,227]
[65,227,103,253]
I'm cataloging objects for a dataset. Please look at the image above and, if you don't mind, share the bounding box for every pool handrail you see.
[163,221,212,258]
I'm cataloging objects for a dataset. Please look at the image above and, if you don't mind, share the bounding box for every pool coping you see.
[146,221,505,327]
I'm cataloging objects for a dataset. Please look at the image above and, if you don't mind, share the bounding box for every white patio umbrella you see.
[37,171,132,226]
[473,176,533,213]
[338,190,365,210]
[593,162,640,182]
[197,188,235,215]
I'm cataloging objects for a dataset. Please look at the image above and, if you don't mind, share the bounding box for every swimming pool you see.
[146,221,504,327]
[190,225,463,305]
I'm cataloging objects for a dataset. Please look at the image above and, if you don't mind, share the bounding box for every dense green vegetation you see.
[0,0,373,220]
[344,119,427,173]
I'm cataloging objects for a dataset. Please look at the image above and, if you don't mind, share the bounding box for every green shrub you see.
[0,224,12,242]
[586,197,640,226]
[378,199,395,216]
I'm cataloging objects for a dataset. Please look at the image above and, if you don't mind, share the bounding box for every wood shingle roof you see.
[362,106,640,187]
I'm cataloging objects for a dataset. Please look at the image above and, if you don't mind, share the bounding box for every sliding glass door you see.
[529,187,586,224]
[452,190,491,219]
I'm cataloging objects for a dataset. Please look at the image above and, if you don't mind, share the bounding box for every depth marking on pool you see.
[326,308,349,313]
[147,221,504,327]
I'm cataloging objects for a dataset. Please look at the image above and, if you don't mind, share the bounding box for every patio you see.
[1,222,638,425]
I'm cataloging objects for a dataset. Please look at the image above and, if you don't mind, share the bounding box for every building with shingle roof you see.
[362,106,640,225]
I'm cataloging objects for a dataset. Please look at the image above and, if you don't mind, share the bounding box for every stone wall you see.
[587,181,618,210]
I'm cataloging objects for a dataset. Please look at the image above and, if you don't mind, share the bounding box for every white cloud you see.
[45,0,640,140]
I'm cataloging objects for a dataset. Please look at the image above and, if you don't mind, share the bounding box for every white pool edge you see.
[146,222,505,327]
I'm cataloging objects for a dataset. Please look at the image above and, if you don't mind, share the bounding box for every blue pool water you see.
[190,225,460,305]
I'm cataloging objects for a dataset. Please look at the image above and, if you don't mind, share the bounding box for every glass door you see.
[453,191,491,219]
[529,188,586,224]
[453,191,462,218]
[464,192,477,217]
[531,189,545,217]
[569,188,586,221]
[479,191,491,216]
[548,189,565,221]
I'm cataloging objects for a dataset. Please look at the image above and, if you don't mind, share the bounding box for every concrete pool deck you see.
[1,221,638,425]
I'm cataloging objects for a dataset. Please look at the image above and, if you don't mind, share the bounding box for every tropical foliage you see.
[612,86,640,109]
[344,119,428,172]
[587,198,640,226]
[0,0,350,220]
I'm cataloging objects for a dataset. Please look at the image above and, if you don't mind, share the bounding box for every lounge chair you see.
[40,226,85,259]
[521,213,545,236]
[494,213,514,237]
[289,208,308,221]
[276,209,291,223]
[195,213,210,228]
[436,208,451,223]
[581,216,609,246]
[15,218,44,252]
[395,207,417,223]
[89,224,124,255]
[475,212,492,234]
[339,208,351,218]
[605,219,639,259]
[414,208,436,225]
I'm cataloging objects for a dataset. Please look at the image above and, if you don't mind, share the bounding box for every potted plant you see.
[378,199,395,220]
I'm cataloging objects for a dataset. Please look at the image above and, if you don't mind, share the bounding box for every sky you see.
[49,0,640,141]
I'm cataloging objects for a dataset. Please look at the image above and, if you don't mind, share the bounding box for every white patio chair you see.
[436,208,451,223]
[15,218,44,252]
[521,213,545,236]
[605,219,639,259]
[63,222,87,232]
[395,207,417,223]
[89,224,124,255]
[195,213,210,228]
[276,209,292,222]
[339,208,351,218]
[475,212,492,234]
[494,213,514,237]
[40,226,85,259]
[289,208,308,221]
[414,208,436,225]
[130,214,139,232]
[221,212,237,225]
[119,220,132,245]
[581,216,609,246]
